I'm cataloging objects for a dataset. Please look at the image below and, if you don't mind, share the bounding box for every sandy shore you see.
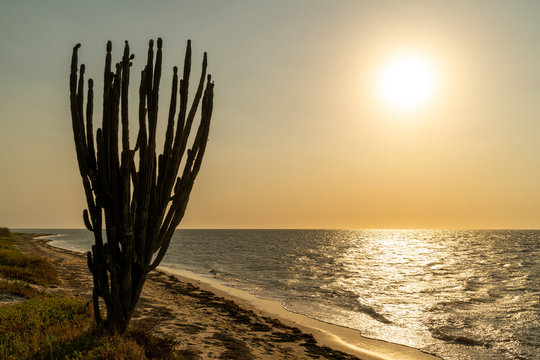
[15,234,440,360]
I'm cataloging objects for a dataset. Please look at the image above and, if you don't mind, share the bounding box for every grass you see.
[0,294,178,359]
[0,279,43,299]
[0,235,59,285]
[0,295,93,359]
[0,232,180,359]
[0,294,177,359]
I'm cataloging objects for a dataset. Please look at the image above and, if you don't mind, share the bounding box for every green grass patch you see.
[0,295,92,359]
[0,234,179,359]
[0,295,179,359]
[0,235,58,285]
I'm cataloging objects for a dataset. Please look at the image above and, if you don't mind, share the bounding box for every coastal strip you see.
[18,233,440,360]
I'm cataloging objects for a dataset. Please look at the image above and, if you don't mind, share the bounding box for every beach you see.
[14,233,440,360]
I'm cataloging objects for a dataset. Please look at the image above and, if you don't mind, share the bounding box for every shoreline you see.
[21,233,440,360]
[159,266,440,360]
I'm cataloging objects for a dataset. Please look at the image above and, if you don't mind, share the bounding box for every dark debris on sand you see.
[146,271,361,360]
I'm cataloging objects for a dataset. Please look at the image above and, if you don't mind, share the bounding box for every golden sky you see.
[1,1,540,229]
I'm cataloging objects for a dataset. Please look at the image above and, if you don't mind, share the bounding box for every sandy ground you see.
[13,234,440,360]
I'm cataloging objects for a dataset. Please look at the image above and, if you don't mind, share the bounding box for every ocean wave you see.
[430,327,487,347]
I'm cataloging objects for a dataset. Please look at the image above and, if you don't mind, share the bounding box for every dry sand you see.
[14,234,440,360]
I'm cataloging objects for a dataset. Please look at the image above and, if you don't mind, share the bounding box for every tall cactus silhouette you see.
[69,38,214,333]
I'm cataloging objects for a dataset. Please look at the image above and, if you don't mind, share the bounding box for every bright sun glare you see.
[377,54,438,111]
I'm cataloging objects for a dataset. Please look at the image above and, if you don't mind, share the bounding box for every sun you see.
[377,54,438,111]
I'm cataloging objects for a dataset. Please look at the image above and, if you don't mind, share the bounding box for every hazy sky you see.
[1,1,540,229]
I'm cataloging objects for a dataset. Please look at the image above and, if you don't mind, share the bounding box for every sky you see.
[1,0,540,229]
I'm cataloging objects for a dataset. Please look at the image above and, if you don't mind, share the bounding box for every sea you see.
[15,229,539,360]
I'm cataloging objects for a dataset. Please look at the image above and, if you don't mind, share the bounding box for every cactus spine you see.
[69,38,214,333]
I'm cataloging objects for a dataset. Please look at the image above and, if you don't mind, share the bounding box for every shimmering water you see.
[18,229,540,359]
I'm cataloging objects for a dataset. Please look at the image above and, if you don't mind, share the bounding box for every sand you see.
[14,234,440,360]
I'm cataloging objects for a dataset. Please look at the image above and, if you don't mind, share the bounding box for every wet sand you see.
[14,233,440,360]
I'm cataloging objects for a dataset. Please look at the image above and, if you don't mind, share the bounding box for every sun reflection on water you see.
[326,229,537,358]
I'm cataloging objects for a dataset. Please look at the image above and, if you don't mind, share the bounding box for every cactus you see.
[69,38,214,333]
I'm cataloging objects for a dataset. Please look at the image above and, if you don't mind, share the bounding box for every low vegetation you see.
[0,295,93,359]
[0,233,58,285]
[0,296,177,360]
[0,279,43,299]
[0,231,179,359]
[0,227,11,237]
